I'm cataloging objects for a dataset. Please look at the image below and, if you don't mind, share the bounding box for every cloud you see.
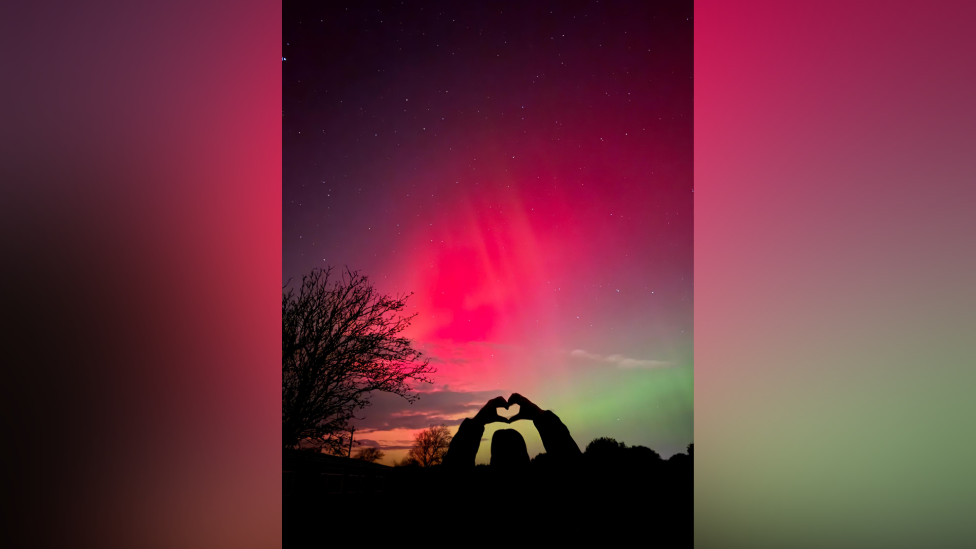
[569,349,672,369]
[426,355,468,365]
[379,412,465,430]
[569,349,602,361]
[349,388,509,432]
[355,438,415,451]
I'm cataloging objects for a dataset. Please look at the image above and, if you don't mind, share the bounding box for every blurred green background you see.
[695,1,976,546]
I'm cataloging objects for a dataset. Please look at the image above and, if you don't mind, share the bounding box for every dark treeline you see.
[285,437,692,542]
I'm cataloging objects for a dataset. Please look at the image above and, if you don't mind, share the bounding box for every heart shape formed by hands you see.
[496,404,520,421]
[474,394,540,426]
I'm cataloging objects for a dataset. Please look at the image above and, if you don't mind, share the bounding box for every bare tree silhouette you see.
[355,447,385,463]
[282,267,435,454]
[407,425,453,467]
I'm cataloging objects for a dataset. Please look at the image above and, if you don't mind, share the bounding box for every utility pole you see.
[347,426,355,458]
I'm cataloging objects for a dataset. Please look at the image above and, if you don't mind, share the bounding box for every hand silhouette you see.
[507,393,544,423]
[473,396,513,427]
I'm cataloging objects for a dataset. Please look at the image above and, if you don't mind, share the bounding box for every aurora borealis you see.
[283,1,693,464]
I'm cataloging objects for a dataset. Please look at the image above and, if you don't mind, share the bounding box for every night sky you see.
[283,0,693,464]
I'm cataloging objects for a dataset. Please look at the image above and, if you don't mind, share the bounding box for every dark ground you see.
[284,450,692,544]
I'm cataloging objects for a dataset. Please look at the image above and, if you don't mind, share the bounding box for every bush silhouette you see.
[584,436,626,456]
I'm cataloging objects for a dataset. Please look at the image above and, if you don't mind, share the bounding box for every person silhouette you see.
[442,393,582,468]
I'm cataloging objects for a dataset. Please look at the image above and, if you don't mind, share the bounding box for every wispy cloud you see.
[425,355,468,365]
[569,349,672,369]
[350,388,508,431]
[355,438,415,451]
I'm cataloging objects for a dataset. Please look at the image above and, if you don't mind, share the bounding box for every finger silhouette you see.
[475,396,512,425]
[506,393,542,422]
